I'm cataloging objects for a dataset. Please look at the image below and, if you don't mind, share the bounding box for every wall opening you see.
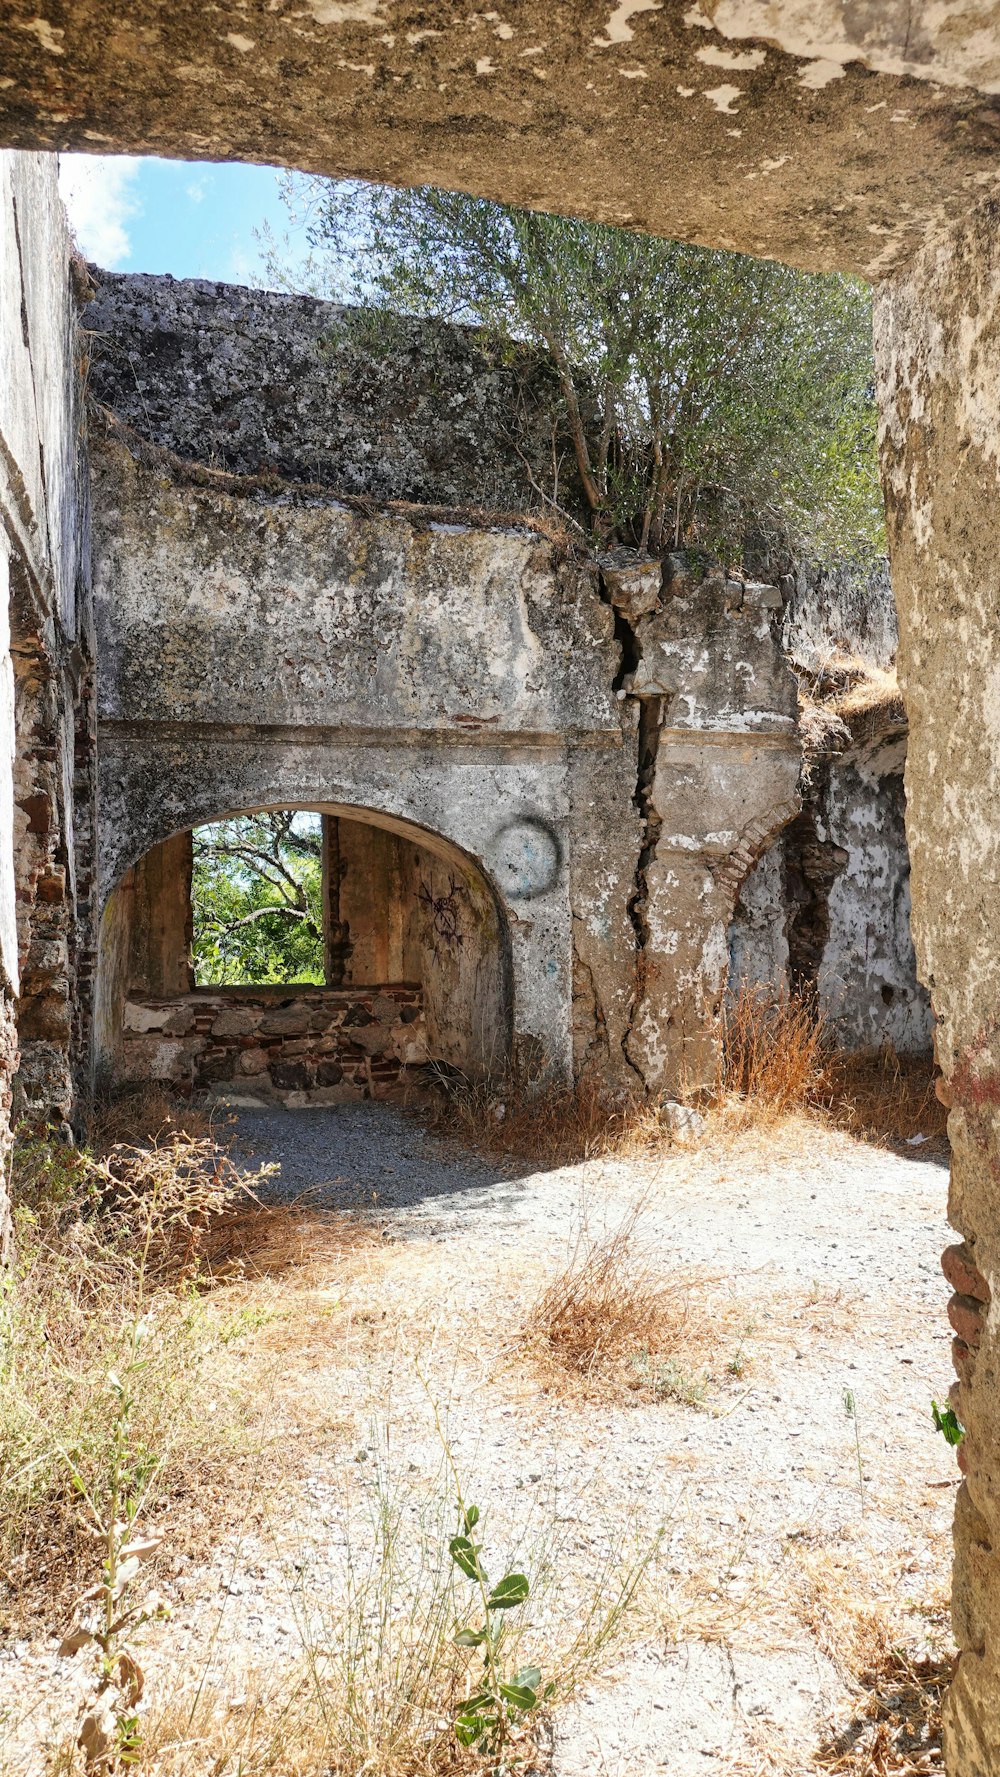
[192,811,328,988]
[96,802,513,1105]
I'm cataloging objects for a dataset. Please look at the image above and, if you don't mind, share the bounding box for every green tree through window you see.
[191,811,325,986]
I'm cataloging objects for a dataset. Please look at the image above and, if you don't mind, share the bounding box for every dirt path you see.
[6,1106,957,1775]
[234,1105,957,1770]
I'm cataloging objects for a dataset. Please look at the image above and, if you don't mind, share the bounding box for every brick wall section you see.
[119,984,427,1105]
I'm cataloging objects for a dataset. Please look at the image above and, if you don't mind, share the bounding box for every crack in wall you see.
[623,693,663,1089]
[595,559,663,1091]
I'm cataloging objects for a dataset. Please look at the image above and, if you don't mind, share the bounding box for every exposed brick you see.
[943,1242,991,1303]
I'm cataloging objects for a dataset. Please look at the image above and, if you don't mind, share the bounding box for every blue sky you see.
[57,154,309,286]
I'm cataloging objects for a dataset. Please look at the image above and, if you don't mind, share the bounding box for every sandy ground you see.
[2,1105,957,1774]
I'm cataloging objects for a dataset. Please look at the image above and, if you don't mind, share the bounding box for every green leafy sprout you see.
[449,1500,554,1766]
[932,1399,965,1448]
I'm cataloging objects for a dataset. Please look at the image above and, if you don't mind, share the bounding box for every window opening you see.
[191,810,335,987]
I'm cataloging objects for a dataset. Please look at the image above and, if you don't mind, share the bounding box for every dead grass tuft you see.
[713,983,830,1130]
[195,1193,387,1284]
[430,1071,660,1171]
[519,1203,718,1404]
[822,1049,948,1152]
[797,658,904,783]
[84,1078,218,1155]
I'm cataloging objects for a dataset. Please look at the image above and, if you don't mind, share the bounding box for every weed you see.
[931,1401,963,1448]
[519,1202,697,1394]
[843,1389,866,1515]
[57,1347,173,1771]
[634,1353,710,1408]
[133,1415,660,1777]
[448,1500,549,1765]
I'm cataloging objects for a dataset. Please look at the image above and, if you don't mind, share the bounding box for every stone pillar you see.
[875,200,1000,1776]
[616,561,801,1095]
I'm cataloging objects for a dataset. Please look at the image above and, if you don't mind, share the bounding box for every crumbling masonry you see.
[5,2,1000,1764]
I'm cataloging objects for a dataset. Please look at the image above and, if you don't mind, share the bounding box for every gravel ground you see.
[3,1106,956,1775]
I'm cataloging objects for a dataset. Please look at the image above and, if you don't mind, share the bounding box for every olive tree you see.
[267,177,883,562]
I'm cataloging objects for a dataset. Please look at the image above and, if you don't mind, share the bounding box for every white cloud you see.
[57,154,143,268]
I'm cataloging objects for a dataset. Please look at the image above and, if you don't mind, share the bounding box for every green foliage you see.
[191,810,325,986]
[270,176,884,564]
[932,1399,964,1447]
[448,1500,552,1765]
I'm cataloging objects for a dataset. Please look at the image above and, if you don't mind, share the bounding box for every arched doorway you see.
[95,801,513,1104]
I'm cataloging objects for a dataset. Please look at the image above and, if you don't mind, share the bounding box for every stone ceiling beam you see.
[4,3,1000,277]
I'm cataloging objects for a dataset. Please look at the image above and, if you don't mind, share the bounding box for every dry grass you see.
[797,657,903,782]
[429,1071,660,1171]
[31,1426,659,1777]
[84,1078,218,1155]
[822,1049,948,1152]
[815,1647,950,1775]
[1,1099,395,1638]
[0,1129,344,1629]
[433,987,945,1175]
[789,1547,951,1776]
[715,983,829,1129]
[518,1202,721,1405]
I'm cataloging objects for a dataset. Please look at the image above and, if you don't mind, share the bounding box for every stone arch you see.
[96,727,577,1086]
[96,794,517,1100]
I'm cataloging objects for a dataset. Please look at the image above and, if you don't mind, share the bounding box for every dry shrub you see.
[717,983,830,1127]
[195,1194,386,1283]
[0,1129,277,1626]
[84,1078,216,1155]
[431,1071,660,1170]
[520,1204,715,1402]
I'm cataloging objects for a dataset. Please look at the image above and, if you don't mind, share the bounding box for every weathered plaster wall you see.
[612,560,801,1092]
[782,559,898,673]
[729,725,934,1054]
[86,273,571,515]
[0,150,91,1169]
[91,429,637,1088]
[875,199,1000,1776]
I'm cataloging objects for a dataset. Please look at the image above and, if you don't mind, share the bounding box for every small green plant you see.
[727,1317,757,1379]
[843,1387,866,1514]
[932,1399,965,1448]
[632,1350,709,1408]
[58,1345,172,1770]
[449,1501,552,1767]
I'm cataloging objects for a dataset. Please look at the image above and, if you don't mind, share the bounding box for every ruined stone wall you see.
[605,555,802,1092]
[86,272,574,517]
[729,720,934,1054]
[85,270,928,1105]
[91,427,637,1089]
[0,151,92,1176]
[118,984,427,1105]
